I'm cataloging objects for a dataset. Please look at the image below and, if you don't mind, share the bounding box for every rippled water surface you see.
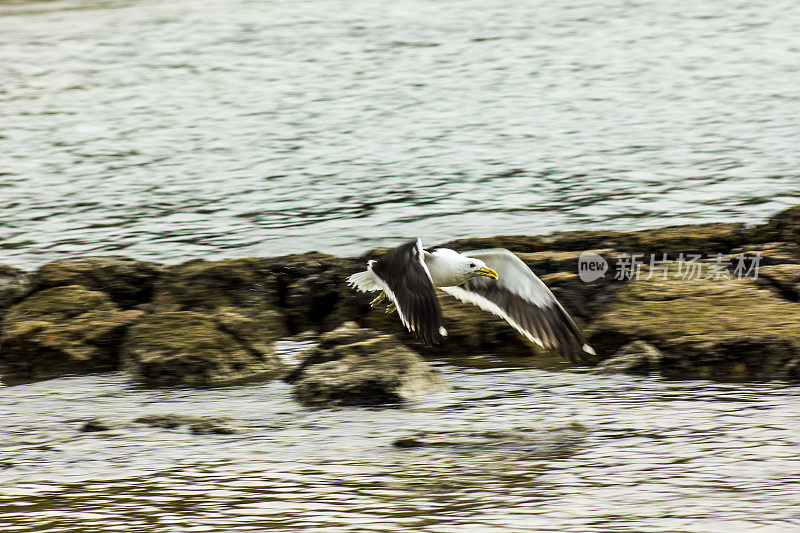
[3,2,800,530]
[2,365,799,532]
[2,0,800,269]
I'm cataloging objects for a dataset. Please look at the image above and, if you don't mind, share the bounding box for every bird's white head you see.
[461,255,498,280]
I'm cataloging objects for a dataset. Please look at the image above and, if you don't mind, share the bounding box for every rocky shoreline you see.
[2,204,799,400]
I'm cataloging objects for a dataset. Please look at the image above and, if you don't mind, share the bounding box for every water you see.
[1,366,799,532]
[2,0,800,269]
[3,1,800,530]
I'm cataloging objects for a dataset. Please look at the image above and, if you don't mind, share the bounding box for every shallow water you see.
[2,365,799,532]
[2,0,800,269]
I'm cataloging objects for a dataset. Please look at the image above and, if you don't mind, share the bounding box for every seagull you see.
[347,238,595,361]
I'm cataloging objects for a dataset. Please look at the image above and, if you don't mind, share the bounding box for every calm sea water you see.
[2,1,800,530]
[2,0,800,269]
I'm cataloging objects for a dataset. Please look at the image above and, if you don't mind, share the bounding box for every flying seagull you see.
[347,238,595,361]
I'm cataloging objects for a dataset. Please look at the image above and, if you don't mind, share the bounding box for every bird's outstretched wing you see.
[371,238,447,346]
[439,248,594,361]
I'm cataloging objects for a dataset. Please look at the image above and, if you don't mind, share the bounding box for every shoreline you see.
[2,203,799,392]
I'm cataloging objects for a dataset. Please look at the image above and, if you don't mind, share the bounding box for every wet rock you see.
[589,276,800,380]
[154,258,275,312]
[270,254,363,332]
[189,421,241,435]
[133,414,240,434]
[391,425,586,456]
[121,311,284,387]
[755,264,800,302]
[32,256,164,309]
[291,323,446,406]
[441,222,756,256]
[0,265,31,311]
[436,235,549,254]
[78,419,115,432]
[760,204,800,243]
[153,258,289,336]
[594,340,664,375]
[0,286,143,381]
[728,242,800,266]
[539,270,623,324]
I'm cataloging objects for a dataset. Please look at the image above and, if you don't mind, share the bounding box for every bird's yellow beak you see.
[475,266,498,280]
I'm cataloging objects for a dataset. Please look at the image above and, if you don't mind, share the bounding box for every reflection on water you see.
[1,367,799,531]
[2,0,800,268]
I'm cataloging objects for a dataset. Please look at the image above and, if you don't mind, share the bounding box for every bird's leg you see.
[369,291,386,308]
[384,302,397,314]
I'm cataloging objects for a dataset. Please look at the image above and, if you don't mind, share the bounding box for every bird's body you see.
[347,238,595,360]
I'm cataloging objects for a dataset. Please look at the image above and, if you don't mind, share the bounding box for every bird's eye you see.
[469,263,476,268]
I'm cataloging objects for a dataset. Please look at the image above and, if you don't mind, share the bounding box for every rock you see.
[391,425,586,456]
[760,204,800,243]
[154,258,274,312]
[121,311,284,387]
[32,256,164,308]
[594,340,664,375]
[291,323,446,406]
[153,258,290,339]
[538,271,624,324]
[728,242,800,266]
[189,421,241,435]
[78,419,114,432]
[0,285,143,381]
[0,265,31,311]
[441,222,756,256]
[589,275,800,380]
[755,264,800,302]
[133,414,240,434]
[269,254,363,333]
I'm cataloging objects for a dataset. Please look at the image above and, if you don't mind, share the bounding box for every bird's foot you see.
[369,291,386,308]
[384,302,396,314]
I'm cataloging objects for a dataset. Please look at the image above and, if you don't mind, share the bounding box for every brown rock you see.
[120,311,284,387]
[32,256,164,308]
[760,204,800,243]
[291,323,446,406]
[755,264,800,302]
[589,275,800,380]
[0,285,143,381]
[0,265,31,311]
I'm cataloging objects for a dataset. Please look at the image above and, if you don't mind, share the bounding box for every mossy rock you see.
[153,258,277,313]
[121,311,284,387]
[152,258,290,340]
[588,275,800,380]
[32,256,164,308]
[0,285,143,381]
[760,204,800,243]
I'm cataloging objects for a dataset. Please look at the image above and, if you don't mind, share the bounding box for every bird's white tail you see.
[347,270,381,292]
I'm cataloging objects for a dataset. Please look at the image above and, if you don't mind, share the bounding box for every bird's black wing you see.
[371,238,446,345]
